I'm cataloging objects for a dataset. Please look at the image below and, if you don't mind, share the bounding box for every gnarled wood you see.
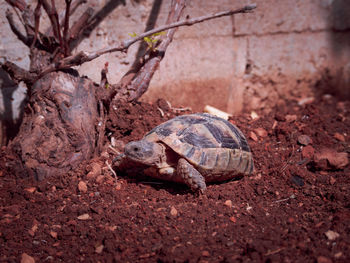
[10,71,99,179]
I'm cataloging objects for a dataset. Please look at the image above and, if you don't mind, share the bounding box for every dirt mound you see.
[1,96,349,262]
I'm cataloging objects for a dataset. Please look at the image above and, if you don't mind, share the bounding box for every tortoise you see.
[115,113,254,193]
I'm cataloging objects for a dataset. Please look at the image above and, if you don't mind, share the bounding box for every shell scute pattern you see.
[144,113,253,177]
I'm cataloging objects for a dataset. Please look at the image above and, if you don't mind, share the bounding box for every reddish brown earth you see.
[0,95,349,263]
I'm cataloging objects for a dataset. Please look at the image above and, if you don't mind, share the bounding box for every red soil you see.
[1,96,349,262]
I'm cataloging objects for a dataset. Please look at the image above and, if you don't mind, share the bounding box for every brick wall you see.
[1,0,350,141]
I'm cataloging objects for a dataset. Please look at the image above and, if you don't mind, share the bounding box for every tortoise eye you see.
[133,147,139,152]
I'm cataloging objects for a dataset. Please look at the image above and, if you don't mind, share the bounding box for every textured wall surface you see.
[1,0,350,140]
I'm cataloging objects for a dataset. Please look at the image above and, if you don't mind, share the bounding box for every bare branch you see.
[5,0,26,11]
[50,0,63,53]
[6,6,51,51]
[31,1,42,49]
[68,7,94,45]
[37,4,257,77]
[44,0,87,37]
[1,61,36,85]
[112,4,257,53]
[70,0,87,15]
[41,0,63,51]
[63,0,72,55]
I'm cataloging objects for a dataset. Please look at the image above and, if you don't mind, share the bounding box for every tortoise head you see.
[124,140,163,166]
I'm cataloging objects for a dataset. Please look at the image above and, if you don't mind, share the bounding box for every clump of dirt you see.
[0,95,349,263]
[106,99,180,143]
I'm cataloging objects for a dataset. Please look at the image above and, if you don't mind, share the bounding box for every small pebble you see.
[250,111,259,120]
[29,223,38,237]
[254,128,268,138]
[249,131,258,142]
[298,97,314,106]
[77,214,90,220]
[272,120,278,130]
[25,187,36,193]
[285,114,297,122]
[298,135,312,146]
[87,162,102,179]
[224,200,233,208]
[325,230,339,240]
[334,133,345,142]
[50,231,58,239]
[291,175,304,187]
[95,244,104,254]
[21,253,35,263]
[78,181,88,193]
[229,216,236,223]
[317,256,332,263]
[201,251,210,257]
[115,183,122,190]
[302,145,315,159]
[170,206,178,216]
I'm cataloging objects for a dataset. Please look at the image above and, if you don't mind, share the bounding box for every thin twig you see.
[70,0,87,15]
[99,62,109,88]
[106,4,257,57]
[280,144,295,173]
[1,61,36,85]
[6,9,50,51]
[12,4,26,29]
[41,0,63,52]
[106,160,117,182]
[5,0,26,11]
[37,4,257,78]
[95,100,106,155]
[273,194,296,203]
[63,0,72,56]
[6,0,35,41]
[31,1,42,49]
[50,0,63,53]
[44,0,87,36]
[68,7,94,45]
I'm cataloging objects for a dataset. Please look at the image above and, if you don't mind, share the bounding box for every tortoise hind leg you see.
[177,158,206,193]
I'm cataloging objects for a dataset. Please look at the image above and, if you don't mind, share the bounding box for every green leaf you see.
[128,32,137,37]
[143,36,151,43]
[153,31,166,36]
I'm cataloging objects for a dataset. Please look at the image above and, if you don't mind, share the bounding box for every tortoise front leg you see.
[177,158,206,193]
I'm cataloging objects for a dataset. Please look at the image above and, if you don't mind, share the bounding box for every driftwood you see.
[1,0,256,179]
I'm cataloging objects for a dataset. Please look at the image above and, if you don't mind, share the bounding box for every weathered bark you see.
[3,1,105,179]
[10,71,100,179]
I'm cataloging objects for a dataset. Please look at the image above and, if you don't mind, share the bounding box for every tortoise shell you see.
[143,113,254,181]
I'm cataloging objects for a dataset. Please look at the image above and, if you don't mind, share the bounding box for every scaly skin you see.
[177,158,206,193]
